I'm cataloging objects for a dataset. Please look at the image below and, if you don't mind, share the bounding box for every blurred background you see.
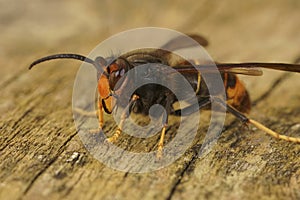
[0,0,300,95]
[1,0,300,114]
[2,0,300,69]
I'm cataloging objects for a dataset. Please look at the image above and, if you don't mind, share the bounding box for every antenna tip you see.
[28,61,37,70]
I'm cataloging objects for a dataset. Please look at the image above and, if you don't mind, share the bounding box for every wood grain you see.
[1,0,300,199]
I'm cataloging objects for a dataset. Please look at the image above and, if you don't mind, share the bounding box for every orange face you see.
[97,59,128,114]
[98,74,115,113]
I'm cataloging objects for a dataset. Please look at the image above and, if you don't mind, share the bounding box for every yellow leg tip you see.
[156,146,163,160]
[105,137,114,143]
[106,129,122,143]
[156,125,167,160]
[249,119,300,143]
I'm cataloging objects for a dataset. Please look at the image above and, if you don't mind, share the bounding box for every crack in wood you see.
[163,72,295,199]
[0,80,67,152]
[0,109,34,152]
[61,171,85,197]
[23,130,78,195]
[166,150,200,200]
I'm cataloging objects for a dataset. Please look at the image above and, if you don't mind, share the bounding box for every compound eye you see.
[115,68,125,77]
[108,59,129,90]
[110,68,126,90]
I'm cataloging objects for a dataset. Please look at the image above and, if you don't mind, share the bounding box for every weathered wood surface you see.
[1,1,300,199]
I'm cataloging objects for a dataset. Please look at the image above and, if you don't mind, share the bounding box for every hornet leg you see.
[213,97,300,143]
[106,95,139,143]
